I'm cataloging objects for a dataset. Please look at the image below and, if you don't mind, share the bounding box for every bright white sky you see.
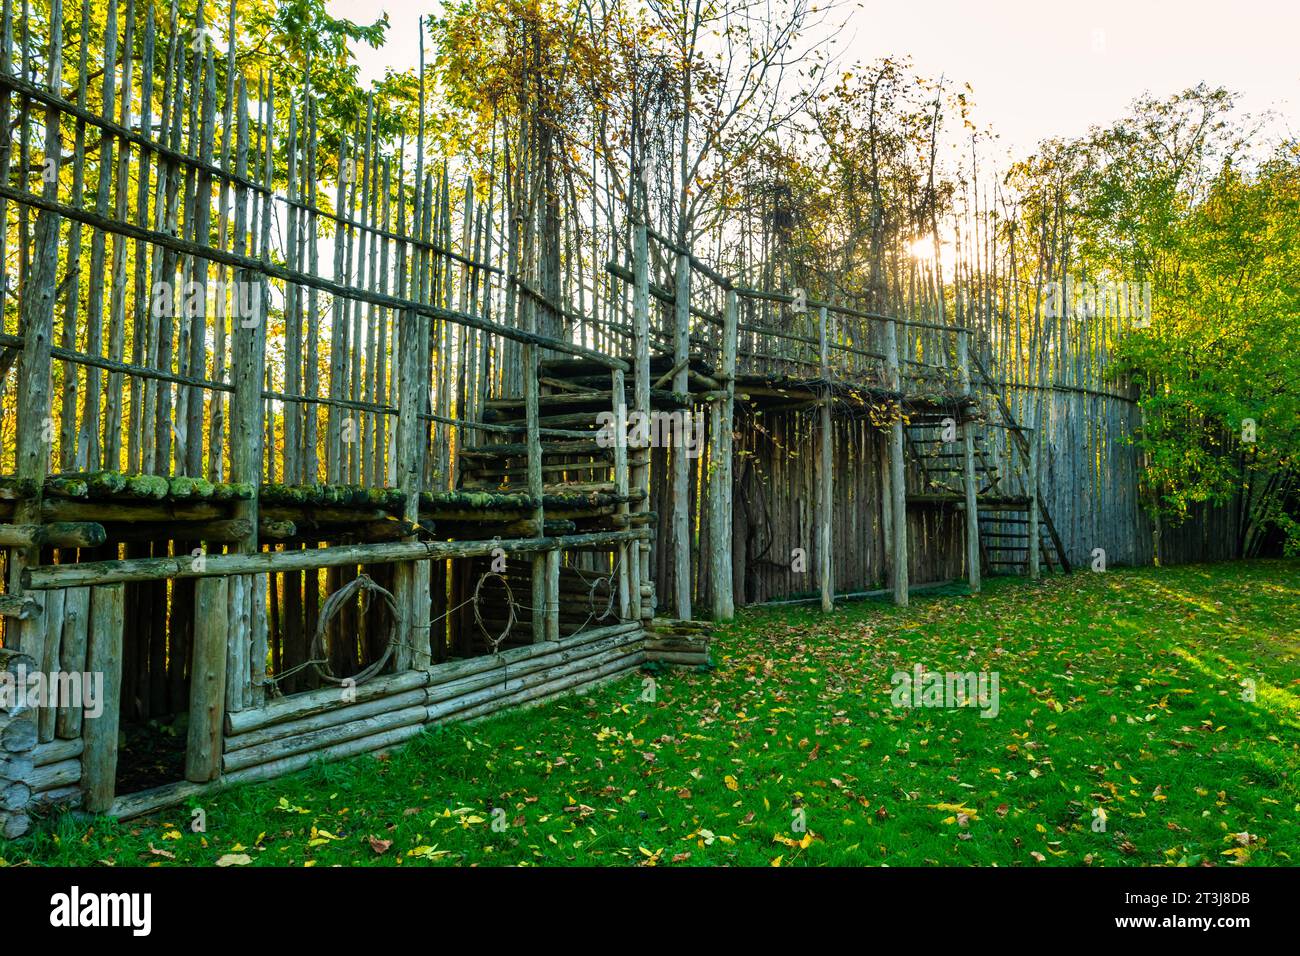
[326,0,1299,160]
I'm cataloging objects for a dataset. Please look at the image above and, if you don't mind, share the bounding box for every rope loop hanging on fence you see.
[575,563,617,623]
[309,573,402,686]
[473,570,516,654]
[569,553,623,626]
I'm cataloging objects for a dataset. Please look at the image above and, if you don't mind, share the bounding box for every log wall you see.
[1005,384,1238,569]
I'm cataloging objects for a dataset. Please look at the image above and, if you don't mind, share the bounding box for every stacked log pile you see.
[221,670,431,779]
[426,620,644,723]
[29,738,84,808]
[643,618,712,666]
[0,649,38,838]
[215,621,645,788]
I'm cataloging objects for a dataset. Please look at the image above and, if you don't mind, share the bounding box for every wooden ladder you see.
[968,349,1072,573]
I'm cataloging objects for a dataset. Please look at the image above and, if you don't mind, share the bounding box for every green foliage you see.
[1001,84,1299,553]
[1114,146,1300,550]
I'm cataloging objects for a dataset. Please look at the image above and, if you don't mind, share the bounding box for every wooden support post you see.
[8,0,62,651]
[410,163,434,661]
[38,589,64,742]
[632,222,653,620]
[250,78,274,701]
[55,587,90,740]
[524,330,547,644]
[227,77,266,708]
[884,320,909,606]
[545,549,561,640]
[612,368,631,620]
[1028,426,1041,580]
[817,306,834,612]
[81,583,124,813]
[186,576,229,782]
[394,303,424,667]
[958,330,981,593]
[879,433,893,587]
[393,115,428,668]
[672,250,692,619]
[412,560,432,669]
[710,287,738,620]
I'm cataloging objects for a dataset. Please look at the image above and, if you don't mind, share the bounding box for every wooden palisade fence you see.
[0,0,1216,828]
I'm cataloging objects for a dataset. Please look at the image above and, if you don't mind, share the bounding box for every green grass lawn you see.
[6,559,1299,868]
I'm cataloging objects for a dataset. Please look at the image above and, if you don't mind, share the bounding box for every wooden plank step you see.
[486,389,617,411]
[461,439,609,459]
[479,412,611,431]
[973,496,1031,509]
[543,481,615,495]
[464,460,613,479]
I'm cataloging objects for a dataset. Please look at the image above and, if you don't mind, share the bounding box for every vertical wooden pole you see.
[104,0,136,470]
[206,0,234,481]
[958,329,981,593]
[885,320,909,606]
[186,576,229,782]
[0,0,14,350]
[632,222,652,620]
[395,194,425,669]
[8,0,61,609]
[818,305,834,612]
[62,2,90,472]
[55,587,90,740]
[227,77,265,708]
[613,368,631,620]
[672,250,692,619]
[394,312,421,669]
[710,287,738,619]
[1028,425,1041,579]
[82,583,124,814]
[523,339,545,641]
[37,589,64,742]
[77,0,116,470]
[409,176,434,666]
[524,246,547,642]
[8,2,60,701]
[544,550,560,641]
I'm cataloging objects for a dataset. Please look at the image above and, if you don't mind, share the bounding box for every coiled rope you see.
[308,573,402,686]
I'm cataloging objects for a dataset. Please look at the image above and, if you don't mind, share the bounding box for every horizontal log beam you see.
[0,522,107,548]
[0,595,40,620]
[225,688,429,754]
[23,529,652,589]
[224,669,431,736]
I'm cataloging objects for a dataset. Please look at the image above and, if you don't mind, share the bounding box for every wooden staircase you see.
[904,368,1071,577]
[979,505,1055,574]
